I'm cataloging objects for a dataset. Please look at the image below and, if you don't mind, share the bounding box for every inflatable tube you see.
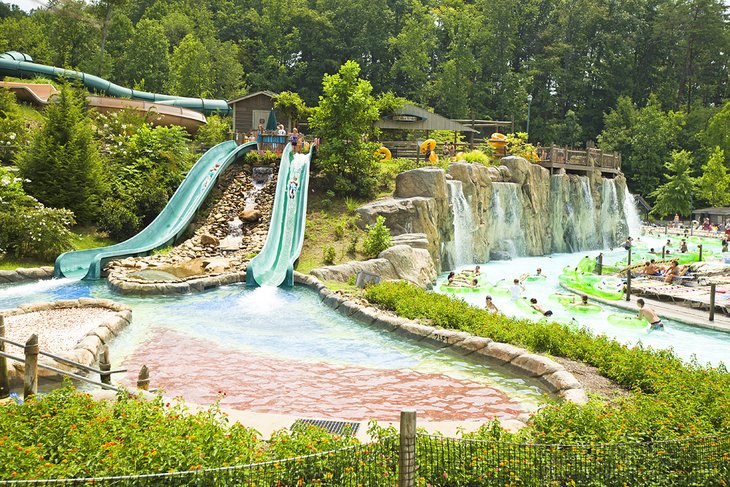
[374,146,392,161]
[549,292,577,305]
[420,139,437,154]
[524,274,547,282]
[565,302,602,314]
[440,281,489,293]
[515,297,545,316]
[576,256,596,273]
[488,281,512,297]
[429,150,439,164]
[607,313,646,328]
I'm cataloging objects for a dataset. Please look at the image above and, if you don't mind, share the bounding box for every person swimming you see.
[637,298,664,330]
[530,298,553,317]
[485,295,499,312]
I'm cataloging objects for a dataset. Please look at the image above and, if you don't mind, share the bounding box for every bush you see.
[322,245,336,265]
[0,167,75,260]
[0,88,31,164]
[333,221,345,241]
[244,150,279,166]
[364,281,730,443]
[193,114,231,148]
[459,149,490,165]
[97,199,140,241]
[362,215,391,258]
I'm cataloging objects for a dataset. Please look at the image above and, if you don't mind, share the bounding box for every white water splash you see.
[490,182,527,257]
[445,180,475,268]
[623,190,643,238]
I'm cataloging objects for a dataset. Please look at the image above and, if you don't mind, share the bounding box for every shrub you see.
[333,221,345,241]
[0,167,75,260]
[322,245,336,265]
[0,88,31,164]
[362,216,391,258]
[244,150,279,166]
[347,233,359,255]
[193,114,231,148]
[97,199,140,241]
[459,149,490,165]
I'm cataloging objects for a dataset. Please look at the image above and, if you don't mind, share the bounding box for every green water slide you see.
[54,141,256,279]
[0,51,230,115]
[246,144,313,287]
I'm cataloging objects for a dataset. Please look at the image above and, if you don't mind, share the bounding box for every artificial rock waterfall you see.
[357,156,633,272]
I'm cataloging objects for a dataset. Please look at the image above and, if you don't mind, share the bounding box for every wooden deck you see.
[538,146,621,177]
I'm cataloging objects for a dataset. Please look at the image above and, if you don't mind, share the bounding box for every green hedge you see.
[364,281,730,443]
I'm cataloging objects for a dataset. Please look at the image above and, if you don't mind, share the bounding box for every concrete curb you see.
[1,298,132,384]
[294,272,589,406]
[0,266,54,284]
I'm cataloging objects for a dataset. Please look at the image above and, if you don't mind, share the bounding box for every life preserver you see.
[607,313,646,328]
[374,146,392,161]
[420,139,437,154]
[565,302,602,314]
[428,150,439,164]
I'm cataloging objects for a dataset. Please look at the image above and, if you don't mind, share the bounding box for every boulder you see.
[497,165,512,182]
[16,267,51,280]
[501,156,531,185]
[378,245,437,288]
[310,258,398,283]
[486,166,502,182]
[391,233,429,250]
[476,342,525,364]
[543,370,582,392]
[447,162,478,200]
[489,250,512,261]
[203,257,231,273]
[199,234,220,246]
[561,388,589,405]
[239,209,262,222]
[510,353,564,377]
[394,167,447,200]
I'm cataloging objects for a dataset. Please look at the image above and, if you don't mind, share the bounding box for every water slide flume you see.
[0,51,230,115]
[246,144,313,288]
[54,141,256,279]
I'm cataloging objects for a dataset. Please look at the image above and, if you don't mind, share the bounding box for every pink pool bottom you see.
[121,328,530,422]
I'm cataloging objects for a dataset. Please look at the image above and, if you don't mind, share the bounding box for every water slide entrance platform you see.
[54,141,257,280]
[246,144,314,288]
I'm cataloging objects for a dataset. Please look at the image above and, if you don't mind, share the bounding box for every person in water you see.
[680,239,688,253]
[288,176,299,198]
[530,298,553,316]
[580,294,589,305]
[637,298,664,330]
[509,278,524,300]
[485,295,499,312]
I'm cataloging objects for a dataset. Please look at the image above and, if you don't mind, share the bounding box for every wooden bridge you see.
[537,145,621,176]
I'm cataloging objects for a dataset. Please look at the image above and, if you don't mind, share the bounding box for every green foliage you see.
[504,132,539,162]
[365,281,730,443]
[272,91,309,128]
[0,167,75,260]
[362,215,391,258]
[166,33,213,98]
[459,150,490,165]
[244,150,279,166]
[96,198,141,241]
[599,96,685,199]
[194,115,231,148]
[703,102,730,165]
[309,61,381,197]
[429,129,466,145]
[17,84,106,225]
[322,245,336,265]
[118,19,170,93]
[650,150,695,218]
[0,386,363,480]
[0,88,31,164]
[695,146,730,207]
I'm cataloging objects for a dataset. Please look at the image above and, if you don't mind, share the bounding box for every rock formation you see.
[357,157,632,272]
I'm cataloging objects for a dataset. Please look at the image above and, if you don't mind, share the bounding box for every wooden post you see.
[709,283,716,322]
[23,334,39,400]
[99,345,111,385]
[0,316,9,399]
[597,253,603,275]
[398,410,417,487]
[662,246,666,260]
[625,271,632,301]
[698,245,703,262]
[627,246,632,266]
[137,365,150,391]
[665,224,668,235]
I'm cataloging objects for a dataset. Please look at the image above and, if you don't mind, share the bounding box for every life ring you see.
[607,313,646,328]
[420,138,437,154]
[487,133,507,150]
[565,302,602,314]
[374,146,392,160]
[428,150,439,164]
[514,297,544,316]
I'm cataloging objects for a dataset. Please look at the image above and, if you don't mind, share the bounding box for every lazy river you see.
[438,237,730,368]
[0,279,544,422]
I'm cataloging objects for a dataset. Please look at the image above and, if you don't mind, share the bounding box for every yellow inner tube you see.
[420,138,437,154]
[428,151,439,164]
[374,146,392,160]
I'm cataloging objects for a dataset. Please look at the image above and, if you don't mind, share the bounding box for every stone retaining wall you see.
[0,266,54,284]
[108,271,246,295]
[2,298,131,384]
[294,272,589,407]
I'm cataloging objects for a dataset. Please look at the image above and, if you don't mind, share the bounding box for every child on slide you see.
[288,176,299,198]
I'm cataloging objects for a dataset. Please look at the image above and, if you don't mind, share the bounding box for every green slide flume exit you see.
[54,141,256,280]
[246,143,313,288]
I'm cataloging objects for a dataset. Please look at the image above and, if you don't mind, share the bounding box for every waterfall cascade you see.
[623,190,643,238]
[575,177,599,250]
[600,179,621,248]
[490,182,527,257]
[445,180,475,268]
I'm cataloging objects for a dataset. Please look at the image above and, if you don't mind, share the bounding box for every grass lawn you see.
[0,227,115,270]
[296,189,369,274]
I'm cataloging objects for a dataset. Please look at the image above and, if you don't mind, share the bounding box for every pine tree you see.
[17,84,106,224]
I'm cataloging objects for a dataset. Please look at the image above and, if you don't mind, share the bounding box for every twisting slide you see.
[246,143,313,287]
[54,141,256,279]
[0,51,230,115]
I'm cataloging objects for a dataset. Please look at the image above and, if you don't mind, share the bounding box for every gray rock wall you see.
[357,159,630,272]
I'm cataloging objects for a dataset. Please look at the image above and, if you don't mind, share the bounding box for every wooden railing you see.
[541,145,621,172]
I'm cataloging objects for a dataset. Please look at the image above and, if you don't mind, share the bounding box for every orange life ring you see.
[374,146,392,160]
[420,138,437,154]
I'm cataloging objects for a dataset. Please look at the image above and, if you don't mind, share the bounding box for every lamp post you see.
[526,94,533,139]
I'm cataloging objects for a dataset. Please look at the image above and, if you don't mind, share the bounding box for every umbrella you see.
[265,108,278,131]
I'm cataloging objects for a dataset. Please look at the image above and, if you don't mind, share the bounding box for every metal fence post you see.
[399,410,417,487]
[0,316,9,399]
[710,283,716,322]
[24,334,39,400]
